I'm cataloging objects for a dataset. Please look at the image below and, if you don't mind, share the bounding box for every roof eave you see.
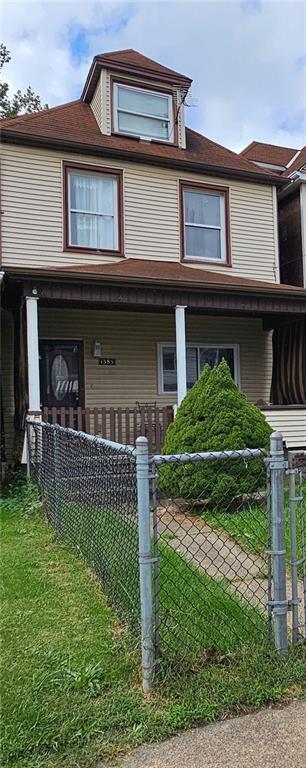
[81,56,192,103]
[1,129,288,187]
[5,264,306,300]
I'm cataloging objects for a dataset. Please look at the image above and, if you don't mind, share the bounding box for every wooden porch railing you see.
[42,405,174,454]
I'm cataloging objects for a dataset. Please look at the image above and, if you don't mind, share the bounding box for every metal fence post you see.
[270,431,288,655]
[26,421,32,479]
[136,436,154,693]
[287,456,300,645]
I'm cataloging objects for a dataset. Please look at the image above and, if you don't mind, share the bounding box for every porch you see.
[1,258,306,464]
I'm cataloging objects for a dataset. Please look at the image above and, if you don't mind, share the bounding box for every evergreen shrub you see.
[158,360,272,508]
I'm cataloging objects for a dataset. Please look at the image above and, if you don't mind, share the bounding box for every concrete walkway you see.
[118,699,306,768]
[158,506,305,626]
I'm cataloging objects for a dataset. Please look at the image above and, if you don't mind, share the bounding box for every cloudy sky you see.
[1,0,305,152]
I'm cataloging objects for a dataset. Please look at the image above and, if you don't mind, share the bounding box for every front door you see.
[39,340,84,408]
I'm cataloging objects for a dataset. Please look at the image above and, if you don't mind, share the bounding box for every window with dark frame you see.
[64,164,122,253]
[113,82,174,142]
[182,184,228,262]
[160,344,238,394]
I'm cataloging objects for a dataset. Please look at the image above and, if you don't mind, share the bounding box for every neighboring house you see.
[1,49,305,467]
[241,141,306,288]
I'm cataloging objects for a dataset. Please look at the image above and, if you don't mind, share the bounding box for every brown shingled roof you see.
[282,146,306,177]
[240,141,298,167]
[94,48,192,84]
[1,100,284,184]
[56,257,306,295]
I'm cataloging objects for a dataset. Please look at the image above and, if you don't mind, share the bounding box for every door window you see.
[40,341,83,408]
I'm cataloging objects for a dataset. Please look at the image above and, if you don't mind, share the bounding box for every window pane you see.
[117,86,169,118]
[70,173,116,215]
[118,111,169,139]
[162,346,197,392]
[51,354,69,401]
[184,191,221,226]
[186,347,198,389]
[185,226,221,260]
[70,212,116,249]
[199,347,235,378]
[162,347,176,392]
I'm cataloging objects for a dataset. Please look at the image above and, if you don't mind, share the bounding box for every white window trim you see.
[67,169,119,251]
[113,82,174,143]
[183,188,227,263]
[157,342,240,395]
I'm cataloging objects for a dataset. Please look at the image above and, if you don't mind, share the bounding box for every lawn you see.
[206,482,305,571]
[59,498,266,662]
[1,482,306,768]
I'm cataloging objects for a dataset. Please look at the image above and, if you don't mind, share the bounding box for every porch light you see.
[92,340,103,359]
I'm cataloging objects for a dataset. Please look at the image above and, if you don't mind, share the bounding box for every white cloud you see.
[1,0,305,151]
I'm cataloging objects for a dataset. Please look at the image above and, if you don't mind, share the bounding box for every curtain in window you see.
[117,86,169,118]
[69,173,116,249]
[271,320,306,405]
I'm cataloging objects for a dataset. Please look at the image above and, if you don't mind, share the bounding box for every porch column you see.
[175,305,187,407]
[26,295,41,413]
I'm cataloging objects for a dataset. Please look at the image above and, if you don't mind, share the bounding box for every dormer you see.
[82,49,192,150]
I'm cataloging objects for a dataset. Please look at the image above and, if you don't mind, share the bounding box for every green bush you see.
[158,360,272,507]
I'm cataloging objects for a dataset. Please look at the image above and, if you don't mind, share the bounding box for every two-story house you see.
[241,141,306,289]
[1,49,306,468]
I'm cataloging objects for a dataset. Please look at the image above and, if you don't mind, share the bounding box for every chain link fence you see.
[151,447,271,665]
[27,421,305,691]
[27,420,140,633]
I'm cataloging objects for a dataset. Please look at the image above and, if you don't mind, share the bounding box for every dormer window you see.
[113,82,173,142]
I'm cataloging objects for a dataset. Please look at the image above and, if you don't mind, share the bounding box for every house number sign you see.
[98,358,116,366]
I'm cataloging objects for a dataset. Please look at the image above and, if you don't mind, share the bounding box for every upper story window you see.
[181,183,230,264]
[113,82,173,142]
[64,163,123,254]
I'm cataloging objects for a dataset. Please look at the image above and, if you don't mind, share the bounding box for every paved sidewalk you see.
[118,699,306,768]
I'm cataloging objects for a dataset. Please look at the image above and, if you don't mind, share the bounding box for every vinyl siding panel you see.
[38,309,273,407]
[90,72,102,127]
[261,409,306,448]
[1,144,277,281]
[1,310,15,463]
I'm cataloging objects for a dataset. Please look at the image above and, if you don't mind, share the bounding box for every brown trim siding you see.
[179,180,231,266]
[21,278,306,317]
[62,161,124,257]
[110,76,179,146]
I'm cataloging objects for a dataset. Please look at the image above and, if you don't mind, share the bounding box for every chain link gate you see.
[287,449,306,645]
[26,420,306,692]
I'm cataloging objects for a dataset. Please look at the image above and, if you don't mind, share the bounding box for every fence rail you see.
[42,404,174,453]
[27,421,306,692]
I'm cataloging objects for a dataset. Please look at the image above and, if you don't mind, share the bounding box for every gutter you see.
[278,171,306,201]
[0,129,288,188]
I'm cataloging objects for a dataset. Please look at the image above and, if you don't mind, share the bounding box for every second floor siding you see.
[1,143,278,282]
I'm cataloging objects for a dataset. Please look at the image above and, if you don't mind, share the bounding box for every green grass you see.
[1,483,306,768]
[58,498,266,661]
[206,484,305,571]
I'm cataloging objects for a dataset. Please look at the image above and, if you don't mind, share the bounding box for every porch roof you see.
[4,258,306,319]
[57,257,306,295]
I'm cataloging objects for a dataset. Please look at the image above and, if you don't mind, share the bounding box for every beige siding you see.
[1,144,278,281]
[1,310,14,464]
[177,88,186,149]
[38,309,272,407]
[261,409,306,448]
[101,68,111,135]
[90,72,102,127]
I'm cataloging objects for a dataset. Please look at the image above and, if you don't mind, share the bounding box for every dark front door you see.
[40,340,84,408]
